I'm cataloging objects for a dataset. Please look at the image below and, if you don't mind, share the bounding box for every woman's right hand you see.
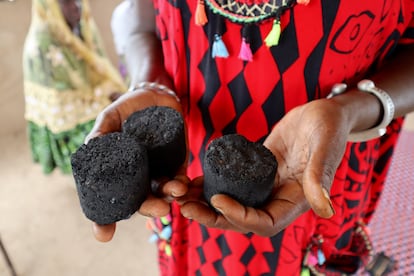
[85,87,189,242]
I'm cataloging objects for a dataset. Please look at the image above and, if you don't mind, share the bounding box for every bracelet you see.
[131,82,180,102]
[327,79,395,142]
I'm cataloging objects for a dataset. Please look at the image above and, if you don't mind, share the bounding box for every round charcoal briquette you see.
[71,132,150,225]
[203,134,277,208]
[122,106,186,178]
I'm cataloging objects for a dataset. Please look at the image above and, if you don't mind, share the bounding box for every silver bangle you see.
[327,79,395,142]
[130,82,180,102]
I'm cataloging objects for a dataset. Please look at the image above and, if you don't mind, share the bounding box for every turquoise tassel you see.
[159,225,172,240]
[212,34,229,58]
[148,233,159,243]
[317,249,326,265]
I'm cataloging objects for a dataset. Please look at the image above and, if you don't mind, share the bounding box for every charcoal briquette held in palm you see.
[203,134,277,208]
[122,106,186,178]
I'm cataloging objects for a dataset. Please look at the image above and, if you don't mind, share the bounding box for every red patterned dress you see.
[149,0,414,275]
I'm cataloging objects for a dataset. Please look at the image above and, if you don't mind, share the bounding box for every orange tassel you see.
[195,0,208,26]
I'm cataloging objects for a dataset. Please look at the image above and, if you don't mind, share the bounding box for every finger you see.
[302,156,336,218]
[210,194,275,235]
[261,188,310,235]
[176,176,204,205]
[138,194,171,217]
[210,183,311,237]
[85,109,122,144]
[92,223,116,242]
[151,175,189,201]
[162,174,190,198]
[180,200,246,233]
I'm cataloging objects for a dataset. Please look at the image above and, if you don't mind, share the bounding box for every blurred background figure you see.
[110,0,139,87]
[110,0,155,88]
[22,0,127,174]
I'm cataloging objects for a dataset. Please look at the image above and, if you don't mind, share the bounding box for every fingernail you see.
[211,196,223,214]
[181,209,192,220]
[322,187,330,199]
[322,188,335,216]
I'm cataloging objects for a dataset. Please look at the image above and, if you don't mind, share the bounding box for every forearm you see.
[331,44,414,134]
[124,0,172,89]
[371,45,414,118]
[125,32,171,88]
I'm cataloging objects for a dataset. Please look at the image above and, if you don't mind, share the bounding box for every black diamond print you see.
[197,246,207,265]
[240,244,256,266]
[216,234,231,257]
[223,72,253,134]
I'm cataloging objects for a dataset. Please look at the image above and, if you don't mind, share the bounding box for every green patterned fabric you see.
[28,121,95,174]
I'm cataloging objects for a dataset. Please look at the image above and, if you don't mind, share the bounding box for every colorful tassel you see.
[159,225,172,240]
[149,233,159,243]
[158,240,167,251]
[264,19,281,47]
[165,244,172,256]
[307,252,318,266]
[238,38,253,61]
[145,219,154,230]
[212,34,229,58]
[195,0,208,26]
[317,249,326,265]
[300,267,311,276]
[160,214,171,225]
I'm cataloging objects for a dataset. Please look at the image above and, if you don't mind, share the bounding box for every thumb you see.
[92,223,116,242]
[84,131,103,144]
[302,157,336,218]
[84,108,123,144]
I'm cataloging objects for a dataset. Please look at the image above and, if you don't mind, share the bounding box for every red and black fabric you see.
[152,0,414,275]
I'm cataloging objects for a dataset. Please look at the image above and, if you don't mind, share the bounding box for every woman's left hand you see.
[178,98,351,236]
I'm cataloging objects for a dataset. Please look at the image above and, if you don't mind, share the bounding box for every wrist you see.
[351,80,394,141]
[130,81,180,103]
[327,80,394,142]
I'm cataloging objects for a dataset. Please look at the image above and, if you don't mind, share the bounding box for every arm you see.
[123,0,173,89]
[88,0,186,242]
[332,45,414,133]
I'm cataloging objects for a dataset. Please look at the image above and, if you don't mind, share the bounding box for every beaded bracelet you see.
[131,81,180,102]
[327,79,395,142]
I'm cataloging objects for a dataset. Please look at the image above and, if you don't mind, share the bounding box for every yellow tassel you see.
[264,19,281,47]
[195,0,208,26]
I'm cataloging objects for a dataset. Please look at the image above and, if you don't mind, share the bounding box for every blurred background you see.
[1,1,413,276]
[0,0,158,275]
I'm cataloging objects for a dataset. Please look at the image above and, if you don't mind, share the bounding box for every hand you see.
[86,87,189,242]
[180,98,351,236]
[86,87,183,142]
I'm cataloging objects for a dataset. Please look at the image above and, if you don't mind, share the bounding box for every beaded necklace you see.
[195,0,310,61]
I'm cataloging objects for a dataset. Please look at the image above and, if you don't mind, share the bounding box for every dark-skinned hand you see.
[85,88,189,242]
[179,98,351,237]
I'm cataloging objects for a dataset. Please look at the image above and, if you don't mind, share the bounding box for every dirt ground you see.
[0,1,158,275]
